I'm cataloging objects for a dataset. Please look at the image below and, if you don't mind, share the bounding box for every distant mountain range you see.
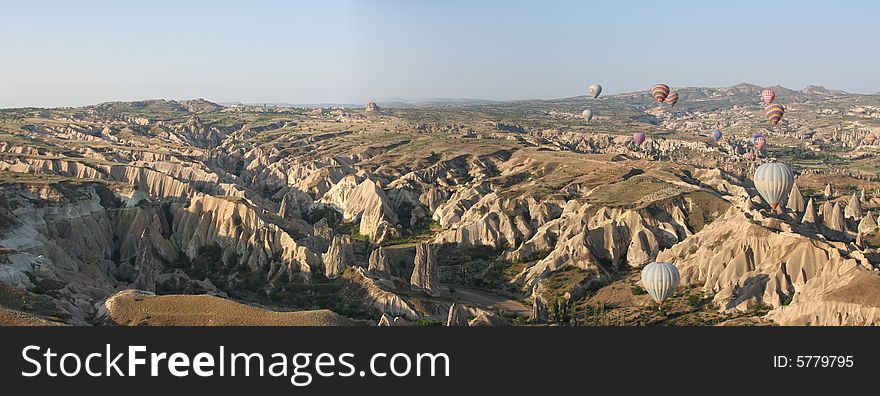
[655,83,850,102]
[218,98,498,109]
[21,84,875,112]
[219,84,878,110]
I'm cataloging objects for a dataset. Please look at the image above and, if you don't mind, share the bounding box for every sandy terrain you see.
[102,291,358,326]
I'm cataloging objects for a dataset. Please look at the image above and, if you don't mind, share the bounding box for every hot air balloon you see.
[866,132,876,145]
[754,134,766,151]
[766,104,784,126]
[711,129,722,142]
[651,84,670,103]
[743,152,757,160]
[633,132,646,146]
[750,133,761,144]
[582,109,593,123]
[665,92,679,108]
[753,162,795,210]
[588,84,602,99]
[761,89,776,105]
[640,262,680,307]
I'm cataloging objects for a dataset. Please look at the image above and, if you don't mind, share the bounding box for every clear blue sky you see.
[2,0,878,107]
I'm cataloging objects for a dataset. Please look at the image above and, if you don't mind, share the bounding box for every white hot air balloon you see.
[582,109,593,123]
[588,84,602,99]
[640,262,680,308]
[753,162,795,210]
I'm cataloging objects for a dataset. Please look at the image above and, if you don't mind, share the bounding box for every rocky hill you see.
[1,87,879,326]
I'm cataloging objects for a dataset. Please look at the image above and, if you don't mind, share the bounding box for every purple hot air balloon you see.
[711,129,722,142]
[633,132,646,146]
[754,135,766,151]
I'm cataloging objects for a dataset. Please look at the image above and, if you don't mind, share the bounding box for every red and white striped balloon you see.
[761,89,776,105]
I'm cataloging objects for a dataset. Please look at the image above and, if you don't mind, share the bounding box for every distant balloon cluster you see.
[580,84,602,126]
[569,78,875,314]
[650,83,679,108]
[630,83,681,146]
[576,81,818,310]
[761,88,784,127]
[741,88,783,159]
[581,82,684,147]
[651,83,670,103]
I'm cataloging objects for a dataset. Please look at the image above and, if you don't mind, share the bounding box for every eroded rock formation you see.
[446,303,469,326]
[323,235,354,279]
[410,243,440,295]
[368,246,390,277]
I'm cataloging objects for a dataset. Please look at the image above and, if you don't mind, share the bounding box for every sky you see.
[1,0,879,108]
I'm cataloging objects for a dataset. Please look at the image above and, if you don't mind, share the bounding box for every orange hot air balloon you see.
[651,84,670,103]
[766,104,784,126]
[866,132,876,145]
[665,92,679,108]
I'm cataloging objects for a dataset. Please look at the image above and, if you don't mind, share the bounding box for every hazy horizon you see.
[2,0,879,108]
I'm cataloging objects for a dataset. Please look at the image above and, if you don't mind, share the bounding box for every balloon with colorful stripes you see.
[753,162,795,210]
[640,262,680,307]
[651,84,670,103]
[711,129,723,142]
[754,134,766,150]
[665,91,679,108]
[761,89,776,105]
[588,84,602,99]
[766,104,785,126]
[633,132,646,146]
[866,132,876,145]
[582,109,593,123]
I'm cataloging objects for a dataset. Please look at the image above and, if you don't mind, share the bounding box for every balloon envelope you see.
[743,152,756,160]
[753,162,795,209]
[762,89,776,105]
[754,135,766,150]
[633,132,646,146]
[582,109,593,123]
[711,129,722,142]
[766,104,784,126]
[651,84,670,103]
[640,262,680,305]
[866,133,876,145]
[588,84,602,99]
[665,92,679,108]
